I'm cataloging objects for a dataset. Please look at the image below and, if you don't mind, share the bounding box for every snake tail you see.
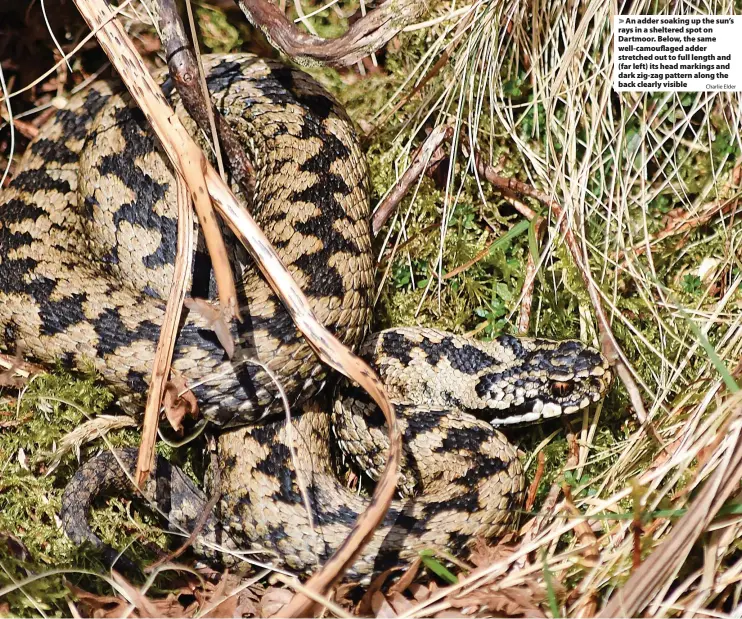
[61,448,237,571]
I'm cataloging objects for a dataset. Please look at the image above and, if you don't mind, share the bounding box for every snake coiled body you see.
[0,54,612,578]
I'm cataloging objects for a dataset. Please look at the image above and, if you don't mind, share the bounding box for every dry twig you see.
[136,177,194,486]
[524,451,545,513]
[146,0,255,192]
[372,125,452,236]
[234,0,428,67]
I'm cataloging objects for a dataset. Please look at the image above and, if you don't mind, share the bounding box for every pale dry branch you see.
[372,125,452,236]
[135,177,194,487]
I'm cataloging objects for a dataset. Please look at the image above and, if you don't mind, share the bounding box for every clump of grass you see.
[356,0,742,615]
[0,367,205,615]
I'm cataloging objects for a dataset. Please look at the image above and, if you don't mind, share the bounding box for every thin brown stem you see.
[524,451,545,513]
[146,0,255,194]
[371,125,452,236]
[135,176,194,487]
[235,0,427,67]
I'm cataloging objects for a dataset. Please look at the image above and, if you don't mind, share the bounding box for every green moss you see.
[0,373,105,615]
[0,369,186,615]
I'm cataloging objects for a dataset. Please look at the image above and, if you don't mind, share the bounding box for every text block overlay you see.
[614,15,742,91]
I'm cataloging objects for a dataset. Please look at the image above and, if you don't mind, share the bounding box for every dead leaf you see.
[386,592,415,614]
[408,583,431,603]
[259,587,294,617]
[68,573,196,619]
[333,582,360,610]
[66,582,134,618]
[234,589,259,618]
[201,572,239,618]
[110,571,161,617]
[0,532,30,561]
[448,587,546,618]
[146,593,192,618]
[358,567,403,615]
[437,541,551,619]
[185,297,235,359]
[0,346,36,388]
[371,591,397,618]
[467,536,518,568]
[163,375,199,432]
[388,557,422,595]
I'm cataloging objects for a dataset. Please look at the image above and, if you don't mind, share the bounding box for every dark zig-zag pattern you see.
[97,106,176,269]
[91,306,162,356]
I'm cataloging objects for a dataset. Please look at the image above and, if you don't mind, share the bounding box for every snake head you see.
[476,336,613,426]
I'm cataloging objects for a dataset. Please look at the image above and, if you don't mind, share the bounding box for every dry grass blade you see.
[135,177,194,487]
[558,216,651,425]
[70,0,401,612]
[600,402,742,617]
[45,414,138,473]
[0,56,14,190]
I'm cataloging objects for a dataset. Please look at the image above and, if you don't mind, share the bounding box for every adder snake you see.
[0,54,612,578]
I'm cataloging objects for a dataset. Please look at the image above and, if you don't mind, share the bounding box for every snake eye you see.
[550,381,574,397]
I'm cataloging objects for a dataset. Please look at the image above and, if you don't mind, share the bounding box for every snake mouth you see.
[489,399,565,426]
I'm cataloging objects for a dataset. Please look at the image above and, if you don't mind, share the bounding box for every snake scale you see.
[0,54,612,579]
